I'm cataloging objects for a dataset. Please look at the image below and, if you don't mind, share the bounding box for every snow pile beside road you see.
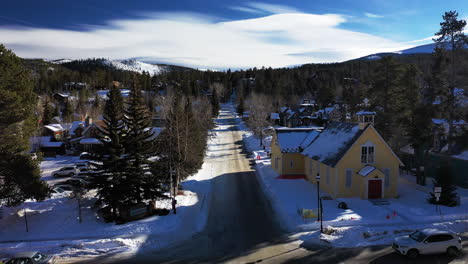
[301,220,468,248]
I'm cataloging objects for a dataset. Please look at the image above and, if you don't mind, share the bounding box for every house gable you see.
[337,125,402,168]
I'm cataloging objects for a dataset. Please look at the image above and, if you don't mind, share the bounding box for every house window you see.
[290,160,294,168]
[326,167,330,184]
[384,168,391,188]
[361,146,375,164]
[345,169,353,188]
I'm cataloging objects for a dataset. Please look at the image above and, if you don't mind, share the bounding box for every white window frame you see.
[361,141,375,164]
[345,169,353,188]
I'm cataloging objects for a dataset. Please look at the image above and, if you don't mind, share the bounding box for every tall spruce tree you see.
[95,85,126,218]
[123,75,162,203]
[0,45,49,206]
[42,98,54,125]
[433,11,467,154]
[371,56,403,140]
[211,88,220,116]
[395,65,433,185]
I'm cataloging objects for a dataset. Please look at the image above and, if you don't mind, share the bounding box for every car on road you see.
[4,251,56,264]
[393,229,462,258]
[79,152,92,160]
[50,186,72,197]
[51,166,77,177]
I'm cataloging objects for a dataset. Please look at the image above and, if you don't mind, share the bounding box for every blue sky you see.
[1,0,466,69]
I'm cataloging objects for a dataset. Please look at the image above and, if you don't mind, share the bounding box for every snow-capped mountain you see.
[50,58,73,64]
[103,59,166,76]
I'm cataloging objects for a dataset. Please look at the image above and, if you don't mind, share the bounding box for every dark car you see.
[4,251,56,264]
[64,178,91,189]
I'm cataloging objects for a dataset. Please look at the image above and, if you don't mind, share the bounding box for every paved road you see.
[104,105,284,263]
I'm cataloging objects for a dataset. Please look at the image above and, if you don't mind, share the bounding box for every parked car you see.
[52,184,77,192]
[51,167,77,178]
[79,152,92,160]
[64,178,91,189]
[393,229,462,258]
[50,186,72,197]
[4,251,56,264]
[75,161,89,169]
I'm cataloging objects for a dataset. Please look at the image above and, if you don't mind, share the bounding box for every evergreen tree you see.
[42,98,54,125]
[62,100,73,123]
[237,94,245,117]
[433,11,467,154]
[395,65,433,185]
[123,75,162,203]
[95,85,126,218]
[428,161,459,206]
[0,45,49,206]
[371,56,403,140]
[211,88,220,116]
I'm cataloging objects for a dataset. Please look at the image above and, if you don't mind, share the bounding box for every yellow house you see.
[271,121,403,199]
[271,128,320,178]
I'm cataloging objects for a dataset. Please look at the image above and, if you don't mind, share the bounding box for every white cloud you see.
[364,12,384,18]
[0,12,411,69]
[247,2,300,14]
[229,6,264,14]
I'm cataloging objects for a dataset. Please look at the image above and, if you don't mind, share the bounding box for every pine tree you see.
[395,65,433,185]
[211,88,220,116]
[94,85,126,218]
[237,95,245,117]
[62,100,73,123]
[371,56,403,140]
[42,98,54,125]
[123,75,162,203]
[0,44,49,206]
[428,161,459,206]
[433,11,467,154]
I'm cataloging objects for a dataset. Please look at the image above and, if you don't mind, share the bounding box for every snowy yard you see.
[0,132,223,261]
[240,126,468,248]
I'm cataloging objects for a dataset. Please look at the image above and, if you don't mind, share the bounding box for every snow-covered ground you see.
[0,128,223,261]
[238,120,468,249]
[103,59,165,76]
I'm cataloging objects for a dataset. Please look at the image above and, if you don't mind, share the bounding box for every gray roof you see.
[302,122,366,167]
[275,128,320,153]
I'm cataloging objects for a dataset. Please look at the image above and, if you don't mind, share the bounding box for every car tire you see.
[447,246,459,257]
[407,249,419,259]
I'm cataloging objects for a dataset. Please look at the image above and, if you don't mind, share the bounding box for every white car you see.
[393,229,462,258]
[52,166,78,177]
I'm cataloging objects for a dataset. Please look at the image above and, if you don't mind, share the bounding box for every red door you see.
[368,180,382,199]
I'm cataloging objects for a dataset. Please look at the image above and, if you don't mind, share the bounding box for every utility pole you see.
[23,208,29,232]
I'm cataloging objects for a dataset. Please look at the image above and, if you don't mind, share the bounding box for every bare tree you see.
[246,93,274,148]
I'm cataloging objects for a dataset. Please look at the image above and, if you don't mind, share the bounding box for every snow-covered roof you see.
[358,166,376,176]
[302,122,364,167]
[280,107,289,113]
[356,111,376,116]
[299,130,321,150]
[275,128,320,153]
[453,150,468,161]
[270,113,280,120]
[145,127,164,141]
[44,124,65,132]
[69,121,85,136]
[80,138,103,145]
[31,136,63,148]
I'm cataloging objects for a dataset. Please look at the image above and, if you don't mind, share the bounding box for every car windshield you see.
[32,252,47,261]
[410,231,427,242]
[54,187,65,193]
